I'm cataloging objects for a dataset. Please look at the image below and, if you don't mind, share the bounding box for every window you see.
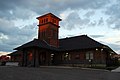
[51,29,57,39]
[51,54,54,60]
[54,20,56,23]
[28,52,32,61]
[86,51,94,60]
[52,19,54,23]
[41,30,46,38]
[75,54,80,59]
[86,52,89,59]
[44,19,45,23]
[46,18,48,22]
[90,53,93,59]
[63,53,71,60]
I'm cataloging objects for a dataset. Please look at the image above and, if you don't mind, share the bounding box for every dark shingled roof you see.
[8,51,21,56]
[14,39,58,51]
[59,35,105,50]
[14,35,115,53]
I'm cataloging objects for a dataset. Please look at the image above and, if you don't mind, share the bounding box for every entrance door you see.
[38,53,46,65]
[51,53,55,65]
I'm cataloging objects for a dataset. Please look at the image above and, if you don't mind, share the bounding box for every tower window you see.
[44,19,46,23]
[54,20,56,23]
[46,18,48,22]
[42,20,43,23]
[52,19,54,23]
[40,20,42,23]
[52,30,57,39]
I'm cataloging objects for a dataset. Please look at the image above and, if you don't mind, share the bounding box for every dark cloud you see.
[0,18,37,52]
[105,1,120,30]
[0,0,110,20]
[90,35,104,38]
[0,0,118,52]
[61,12,90,30]
[98,17,104,26]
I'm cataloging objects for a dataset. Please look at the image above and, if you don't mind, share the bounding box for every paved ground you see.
[112,66,120,72]
[0,66,120,80]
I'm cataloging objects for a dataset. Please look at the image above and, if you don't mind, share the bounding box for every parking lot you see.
[0,66,120,80]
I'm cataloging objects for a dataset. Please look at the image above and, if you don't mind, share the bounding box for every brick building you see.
[9,13,116,67]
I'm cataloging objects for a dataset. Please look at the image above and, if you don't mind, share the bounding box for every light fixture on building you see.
[51,54,54,56]
[66,53,68,55]
[65,53,69,57]
[96,48,98,51]
[101,49,103,51]
[110,53,112,56]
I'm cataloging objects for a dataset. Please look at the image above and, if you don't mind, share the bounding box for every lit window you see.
[86,52,89,59]
[51,54,54,60]
[63,53,70,60]
[101,49,103,51]
[96,48,98,51]
[86,51,94,60]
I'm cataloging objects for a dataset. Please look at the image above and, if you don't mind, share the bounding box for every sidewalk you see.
[111,66,120,72]
[40,66,108,71]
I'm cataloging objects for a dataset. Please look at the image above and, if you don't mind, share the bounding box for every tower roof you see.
[36,13,61,21]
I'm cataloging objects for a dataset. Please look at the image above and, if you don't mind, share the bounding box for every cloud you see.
[108,43,120,53]
[115,41,120,43]
[90,35,104,38]
[0,33,8,40]
[0,18,37,52]
[0,51,10,56]
[61,12,90,30]
[84,11,95,18]
[98,17,104,26]
[105,1,120,30]
[0,0,110,20]
[88,20,97,27]
[0,0,119,53]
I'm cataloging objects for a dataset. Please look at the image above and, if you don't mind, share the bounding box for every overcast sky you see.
[0,0,120,55]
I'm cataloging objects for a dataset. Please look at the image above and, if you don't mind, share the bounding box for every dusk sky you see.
[0,0,120,55]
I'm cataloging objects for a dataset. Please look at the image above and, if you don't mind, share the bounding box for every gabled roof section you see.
[14,39,58,51]
[59,35,105,50]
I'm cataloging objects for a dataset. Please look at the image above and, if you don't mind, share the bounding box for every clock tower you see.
[37,13,61,47]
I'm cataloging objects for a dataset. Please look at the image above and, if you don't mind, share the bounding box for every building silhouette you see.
[9,13,116,67]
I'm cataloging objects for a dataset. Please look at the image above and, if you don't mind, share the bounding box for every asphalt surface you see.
[0,66,120,80]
